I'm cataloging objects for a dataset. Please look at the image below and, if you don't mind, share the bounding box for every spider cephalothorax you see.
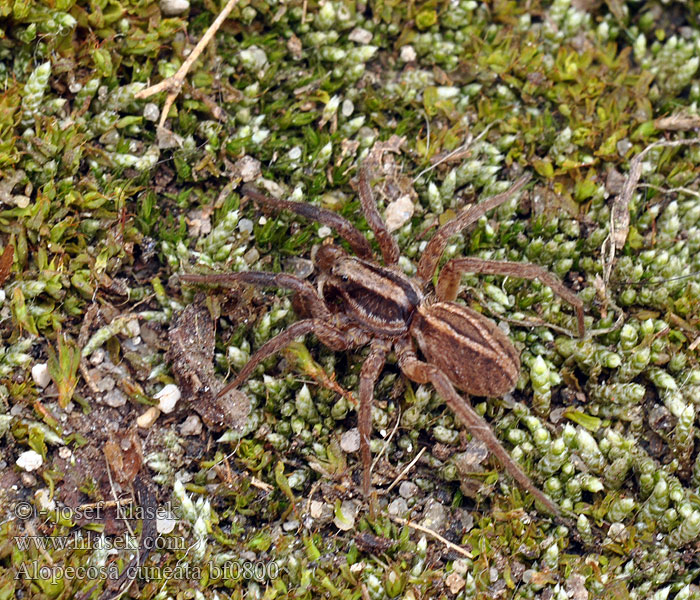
[181,164,584,520]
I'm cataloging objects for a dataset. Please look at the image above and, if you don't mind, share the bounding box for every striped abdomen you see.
[410,301,520,397]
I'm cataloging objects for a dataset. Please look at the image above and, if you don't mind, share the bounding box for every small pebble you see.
[318,225,332,238]
[21,473,37,487]
[137,406,160,428]
[341,99,354,117]
[243,247,260,265]
[288,146,302,160]
[143,103,160,122]
[399,480,418,499]
[233,155,261,182]
[155,383,181,413]
[89,348,105,366]
[421,498,447,531]
[123,319,140,338]
[340,428,361,453]
[283,519,299,531]
[310,500,334,523]
[385,195,414,232]
[17,450,43,472]
[446,572,465,595]
[388,497,408,516]
[348,27,373,44]
[31,363,51,388]
[58,447,72,460]
[160,0,189,16]
[400,45,417,62]
[238,218,254,234]
[179,414,202,436]
[94,373,115,392]
[103,388,127,408]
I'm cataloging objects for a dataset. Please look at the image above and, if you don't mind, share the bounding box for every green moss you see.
[4,0,700,598]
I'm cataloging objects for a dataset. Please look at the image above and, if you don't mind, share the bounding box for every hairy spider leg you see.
[358,339,391,493]
[356,163,401,265]
[180,271,331,319]
[437,258,585,337]
[416,174,531,283]
[240,184,374,260]
[395,339,564,519]
[215,318,364,401]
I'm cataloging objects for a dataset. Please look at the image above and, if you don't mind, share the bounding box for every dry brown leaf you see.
[654,113,700,131]
[168,301,251,431]
[0,244,14,286]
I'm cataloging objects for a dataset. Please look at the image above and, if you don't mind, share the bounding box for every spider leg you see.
[396,340,563,519]
[180,271,331,319]
[357,163,400,265]
[240,184,373,260]
[416,174,531,284]
[437,257,585,337]
[358,340,390,494]
[215,318,357,400]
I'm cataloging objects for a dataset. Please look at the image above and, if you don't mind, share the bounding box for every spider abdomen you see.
[410,301,520,397]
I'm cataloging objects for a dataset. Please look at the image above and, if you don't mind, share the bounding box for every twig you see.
[604,136,700,287]
[382,447,426,496]
[370,407,401,476]
[387,514,473,559]
[134,0,240,128]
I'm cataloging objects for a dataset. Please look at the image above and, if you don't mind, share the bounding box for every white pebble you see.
[238,218,254,234]
[143,103,160,122]
[137,406,160,428]
[89,348,105,366]
[17,450,43,472]
[318,225,332,238]
[179,414,202,436]
[384,195,414,232]
[399,480,419,499]
[348,27,373,44]
[288,146,302,160]
[31,363,51,388]
[400,45,417,62]
[234,155,261,182]
[340,428,361,453]
[155,383,181,413]
[160,0,189,16]
[341,99,354,117]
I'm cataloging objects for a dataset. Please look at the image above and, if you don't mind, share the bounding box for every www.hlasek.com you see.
[14,531,188,552]
[16,559,283,586]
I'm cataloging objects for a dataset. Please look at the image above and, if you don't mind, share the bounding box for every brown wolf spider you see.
[181,164,584,519]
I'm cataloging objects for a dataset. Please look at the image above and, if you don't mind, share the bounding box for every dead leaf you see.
[0,243,13,286]
[654,113,700,131]
[103,430,143,485]
[168,300,251,431]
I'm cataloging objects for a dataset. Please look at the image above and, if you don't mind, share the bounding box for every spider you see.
[181,164,585,520]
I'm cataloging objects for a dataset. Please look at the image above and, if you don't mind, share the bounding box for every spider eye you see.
[340,274,349,282]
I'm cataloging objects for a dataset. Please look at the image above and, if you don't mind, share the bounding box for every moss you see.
[3,0,700,598]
